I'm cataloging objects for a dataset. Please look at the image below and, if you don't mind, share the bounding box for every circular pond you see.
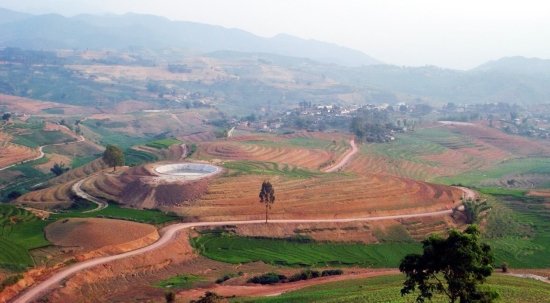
[154,163,221,180]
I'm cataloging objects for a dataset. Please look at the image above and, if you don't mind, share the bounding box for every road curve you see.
[0,135,85,171]
[324,139,358,173]
[71,178,108,213]
[12,208,456,303]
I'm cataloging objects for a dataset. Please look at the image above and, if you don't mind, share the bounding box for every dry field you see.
[446,123,550,156]
[195,132,351,170]
[0,132,41,169]
[0,94,96,115]
[45,218,158,252]
[16,179,78,209]
[178,173,462,221]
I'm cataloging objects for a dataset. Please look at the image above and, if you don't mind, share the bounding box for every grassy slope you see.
[236,274,550,303]
[0,205,49,269]
[481,188,550,268]
[436,157,550,186]
[191,233,420,268]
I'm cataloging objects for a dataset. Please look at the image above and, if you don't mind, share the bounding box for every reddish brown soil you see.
[0,94,97,115]
[178,174,461,221]
[45,218,158,251]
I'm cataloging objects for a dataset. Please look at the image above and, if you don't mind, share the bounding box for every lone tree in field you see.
[259,180,275,223]
[462,198,491,224]
[50,162,69,176]
[399,225,495,303]
[102,145,125,172]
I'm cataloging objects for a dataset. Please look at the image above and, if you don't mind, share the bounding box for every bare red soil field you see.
[178,174,462,221]
[444,123,550,156]
[0,132,41,169]
[46,218,159,252]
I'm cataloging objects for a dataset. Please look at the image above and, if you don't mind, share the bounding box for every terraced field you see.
[196,133,350,170]
[192,232,421,267]
[16,179,78,210]
[239,274,550,303]
[346,126,516,181]
[0,132,41,170]
[0,205,49,269]
[182,173,461,221]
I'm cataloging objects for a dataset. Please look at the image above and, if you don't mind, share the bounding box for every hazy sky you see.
[1,0,549,69]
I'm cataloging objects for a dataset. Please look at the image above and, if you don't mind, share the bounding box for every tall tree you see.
[399,225,495,303]
[259,180,275,223]
[102,145,125,172]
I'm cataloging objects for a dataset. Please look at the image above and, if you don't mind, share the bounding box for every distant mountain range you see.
[0,8,380,67]
[1,7,549,106]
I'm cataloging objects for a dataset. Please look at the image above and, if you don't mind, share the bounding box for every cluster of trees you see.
[350,109,397,143]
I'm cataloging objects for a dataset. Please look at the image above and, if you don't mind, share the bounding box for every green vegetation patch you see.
[191,233,420,267]
[223,161,322,178]
[11,129,74,148]
[71,155,99,169]
[0,205,49,270]
[235,274,550,303]
[436,157,550,186]
[481,190,550,268]
[145,138,182,149]
[53,201,179,225]
[124,149,159,167]
[155,274,204,289]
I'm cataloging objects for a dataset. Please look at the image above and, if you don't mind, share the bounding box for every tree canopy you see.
[399,225,495,303]
[259,180,275,223]
[102,144,125,171]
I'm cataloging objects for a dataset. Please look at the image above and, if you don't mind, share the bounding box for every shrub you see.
[247,272,287,285]
[321,269,344,276]
[501,262,509,273]
[288,269,321,282]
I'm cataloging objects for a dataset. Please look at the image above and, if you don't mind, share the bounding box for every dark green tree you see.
[50,162,69,176]
[102,145,125,172]
[259,180,275,223]
[462,198,491,224]
[399,225,495,303]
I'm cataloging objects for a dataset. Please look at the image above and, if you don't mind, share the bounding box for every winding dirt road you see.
[324,139,357,173]
[11,136,469,303]
[0,135,85,171]
[12,208,458,303]
[71,178,108,213]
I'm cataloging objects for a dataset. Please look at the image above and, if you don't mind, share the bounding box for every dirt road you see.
[0,135,85,171]
[324,139,357,173]
[71,178,108,213]
[179,269,399,299]
[11,208,457,303]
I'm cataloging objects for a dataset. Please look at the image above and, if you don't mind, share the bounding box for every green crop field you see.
[191,233,421,268]
[71,155,99,169]
[145,138,182,149]
[82,121,151,149]
[235,274,550,303]
[51,199,179,225]
[11,129,74,148]
[481,189,550,268]
[223,161,322,178]
[436,157,550,186]
[0,205,49,270]
[124,149,159,166]
[0,157,51,201]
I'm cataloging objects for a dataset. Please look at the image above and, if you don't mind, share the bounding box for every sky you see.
[1,0,549,69]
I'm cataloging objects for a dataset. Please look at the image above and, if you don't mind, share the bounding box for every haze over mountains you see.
[0,8,380,67]
[1,7,550,106]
